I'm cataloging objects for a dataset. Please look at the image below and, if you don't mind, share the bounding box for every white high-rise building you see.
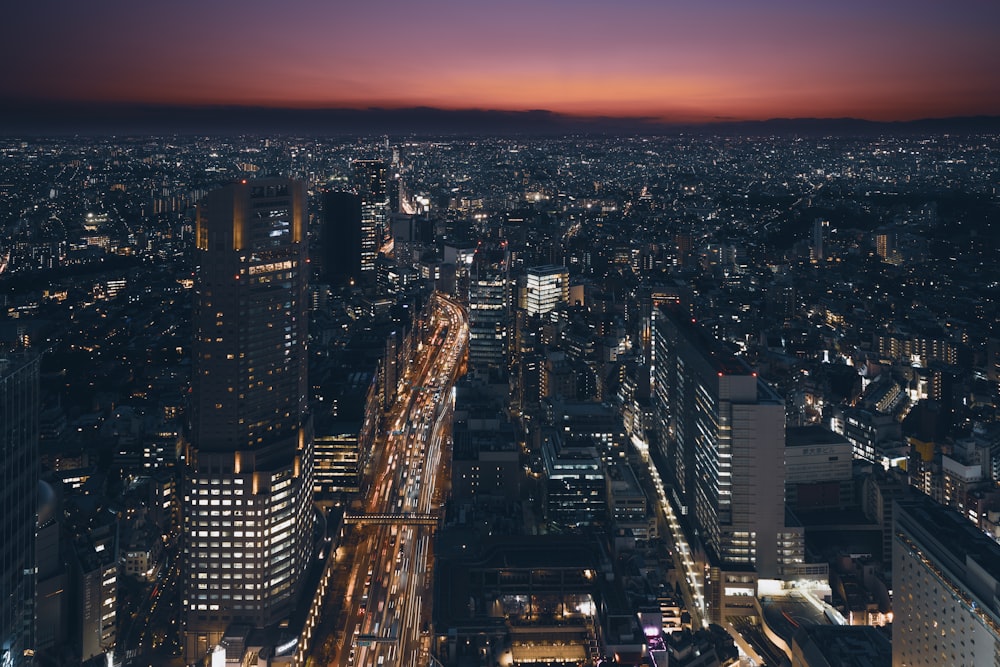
[652,304,802,622]
[893,496,1000,667]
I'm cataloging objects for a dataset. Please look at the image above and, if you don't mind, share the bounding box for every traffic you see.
[333,293,467,667]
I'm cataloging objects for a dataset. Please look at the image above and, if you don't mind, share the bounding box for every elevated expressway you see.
[328,293,467,667]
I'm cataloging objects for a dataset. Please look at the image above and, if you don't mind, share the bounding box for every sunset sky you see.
[5,0,999,122]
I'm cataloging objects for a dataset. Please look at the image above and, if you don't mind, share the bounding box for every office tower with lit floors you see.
[519,264,569,317]
[652,304,803,622]
[183,179,315,661]
[468,238,511,376]
[0,355,39,667]
[352,159,389,284]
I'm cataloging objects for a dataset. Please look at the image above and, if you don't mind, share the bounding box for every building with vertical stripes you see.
[0,355,39,667]
[652,305,802,621]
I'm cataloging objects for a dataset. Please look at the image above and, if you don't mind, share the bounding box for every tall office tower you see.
[0,355,39,667]
[468,239,511,375]
[893,495,1000,666]
[77,517,118,662]
[321,191,363,288]
[519,264,569,317]
[352,160,389,283]
[810,218,827,262]
[652,305,800,621]
[183,179,315,660]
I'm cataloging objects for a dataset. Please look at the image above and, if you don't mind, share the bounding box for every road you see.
[328,292,467,667]
[119,547,184,666]
[630,434,707,629]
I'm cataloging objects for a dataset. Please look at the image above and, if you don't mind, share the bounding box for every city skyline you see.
[0,127,997,665]
[4,0,1000,125]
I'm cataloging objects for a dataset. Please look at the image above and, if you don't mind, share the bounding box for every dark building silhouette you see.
[322,191,362,288]
[0,355,39,667]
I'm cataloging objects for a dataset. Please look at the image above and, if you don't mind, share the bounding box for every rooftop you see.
[786,425,852,449]
[792,625,891,667]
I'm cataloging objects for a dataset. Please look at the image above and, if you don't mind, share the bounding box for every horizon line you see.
[4,98,1000,125]
[2,100,999,137]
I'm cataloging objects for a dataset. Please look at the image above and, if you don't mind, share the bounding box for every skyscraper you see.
[183,179,315,660]
[0,355,39,667]
[875,230,895,261]
[652,305,801,621]
[811,218,827,262]
[468,239,511,374]
[321,191,363,288]
[352,160,389,283]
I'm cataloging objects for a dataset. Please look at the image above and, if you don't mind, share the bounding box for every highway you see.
[330,292,467,667]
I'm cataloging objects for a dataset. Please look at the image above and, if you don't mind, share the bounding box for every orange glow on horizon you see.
[4,0,998,124]
[37,55,999,124]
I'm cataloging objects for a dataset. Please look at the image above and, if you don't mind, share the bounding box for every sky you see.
[4,0,1000,123]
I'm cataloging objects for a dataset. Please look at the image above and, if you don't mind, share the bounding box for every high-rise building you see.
[468,239,511,374]
[76,516,118,662]
[519,265,569,316]
[893,495,1000,666]
[766,280,797,323]
[811,218,827,262]
[321,191,362,288]
[183,179,315,660]
[652,305,802,621]
[34,481,67,654]
[352,160,389,283]
[874,230,896,262]
[0,355,39,667]
[675,232,694,267]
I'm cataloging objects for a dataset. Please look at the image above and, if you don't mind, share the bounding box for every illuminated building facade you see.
[183,179,315,660]
[875,230,895,261]
[893,496,1000,666]
[468,239,511,374]
[77,524,117,662]
[313,427,361,497]
[519,264,569,316]
[352,160,389,282]
[0,355,39,667]
[652,305,802,620]
[540,429,606,528]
